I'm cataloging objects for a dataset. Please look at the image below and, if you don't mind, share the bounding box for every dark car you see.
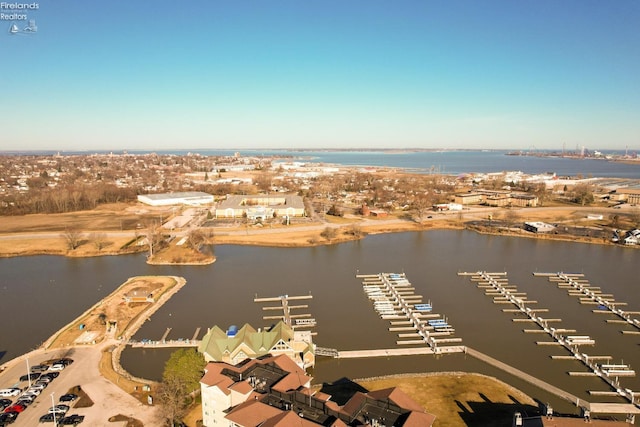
[59,394,78,402]
[0,411,19,424]
[30,365,49,373]
[0,399,11,411]
[53,358,74,366]
[39,413,65,423]
[19,373,41,382]
[61,414,85,425]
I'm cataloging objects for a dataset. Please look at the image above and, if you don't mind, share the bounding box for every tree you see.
[571,184,594,206]
[531,183,549,206]
[187,229,208,252]
[89,232,109,251]
[144,220,163,257]
[62,226,83,250]
[504,209,521,228]
[411,194,432,222]
[157,349,206,427]
[320,226,338,241]
[609,214,620,229]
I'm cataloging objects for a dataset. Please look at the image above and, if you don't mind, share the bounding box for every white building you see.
[137,191,214,206]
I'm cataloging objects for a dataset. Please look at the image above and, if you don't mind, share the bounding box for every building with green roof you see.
[198,321,315,370]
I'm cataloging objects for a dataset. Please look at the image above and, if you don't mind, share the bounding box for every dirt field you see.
[48,276,180,349]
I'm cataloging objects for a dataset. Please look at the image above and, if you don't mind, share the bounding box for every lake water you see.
[1,230,638,415]
[12,149,640,177]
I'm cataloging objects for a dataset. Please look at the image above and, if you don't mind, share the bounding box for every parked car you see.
[48,364,65,372]
[0,389,21,398]
[20,373,41,382]
[39,412,65,423]
[59,394,77,402]
[0,411,19,424]
[61,414,85,425]
[48,404,70,414]
[3,403,26,413]
[24,388,42,396]
[0,399,11,410]
[30,365,49,373]
[41,372,59,380]
[53,358,74,366]
[15,397,34,407]
[30,383,47,391]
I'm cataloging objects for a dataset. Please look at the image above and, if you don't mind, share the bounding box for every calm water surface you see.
[1,231,638,415]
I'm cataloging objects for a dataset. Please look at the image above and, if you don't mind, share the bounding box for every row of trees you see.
[1,183,138,215]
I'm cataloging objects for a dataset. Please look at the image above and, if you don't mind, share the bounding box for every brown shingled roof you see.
[367,387,426,413]
[225,399,283,426]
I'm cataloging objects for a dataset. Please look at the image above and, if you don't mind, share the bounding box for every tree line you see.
[0,183,139,215]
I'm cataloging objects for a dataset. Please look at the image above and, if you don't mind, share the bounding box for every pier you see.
[359,272,463,353]
[536,272,640,334]
[254,294,316,330]
[460,271,639,410]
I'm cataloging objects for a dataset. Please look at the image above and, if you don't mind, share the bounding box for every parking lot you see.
[0,344,161,426]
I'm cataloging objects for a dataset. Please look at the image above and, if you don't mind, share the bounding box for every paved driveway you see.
[0,343,162,426]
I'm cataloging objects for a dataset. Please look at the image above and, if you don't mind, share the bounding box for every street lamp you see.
[51,393,57,427]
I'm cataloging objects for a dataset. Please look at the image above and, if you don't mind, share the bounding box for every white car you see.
[48,363,65,371]
[25,387,42,396]
[0,388,21,397]
[30,383,47,391]
[48,404,70,414]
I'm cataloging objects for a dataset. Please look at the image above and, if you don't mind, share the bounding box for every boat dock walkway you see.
[460,271,638,409]
[359,272,463,353]
[254,294,316,330]
[535,272,640,333]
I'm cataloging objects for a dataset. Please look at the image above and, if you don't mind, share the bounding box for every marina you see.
[459,271,639,415]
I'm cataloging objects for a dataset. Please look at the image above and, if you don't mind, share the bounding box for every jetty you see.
[535,272,640,333]
[254,294,316,330]
[357,272,464,353]
[460,271,639,411]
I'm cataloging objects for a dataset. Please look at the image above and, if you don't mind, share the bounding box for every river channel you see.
[1,230,638,415]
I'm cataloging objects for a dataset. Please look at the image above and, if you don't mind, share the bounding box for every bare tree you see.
[144,220,162,257]
[89,232,109,251]
[412,194,432,222]
[320,226,338,241]
[187,229,208,251]
[504,209,521,228]
[62,226,83,250]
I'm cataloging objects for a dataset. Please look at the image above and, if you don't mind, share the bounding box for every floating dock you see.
[460,271,638,408]
[537,272,640,334]
[359,272,463,353]
[254,294,316,330]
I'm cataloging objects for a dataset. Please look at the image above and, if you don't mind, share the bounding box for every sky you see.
[1,0,639,151]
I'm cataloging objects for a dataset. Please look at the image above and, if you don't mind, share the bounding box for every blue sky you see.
[1,0,639,151]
